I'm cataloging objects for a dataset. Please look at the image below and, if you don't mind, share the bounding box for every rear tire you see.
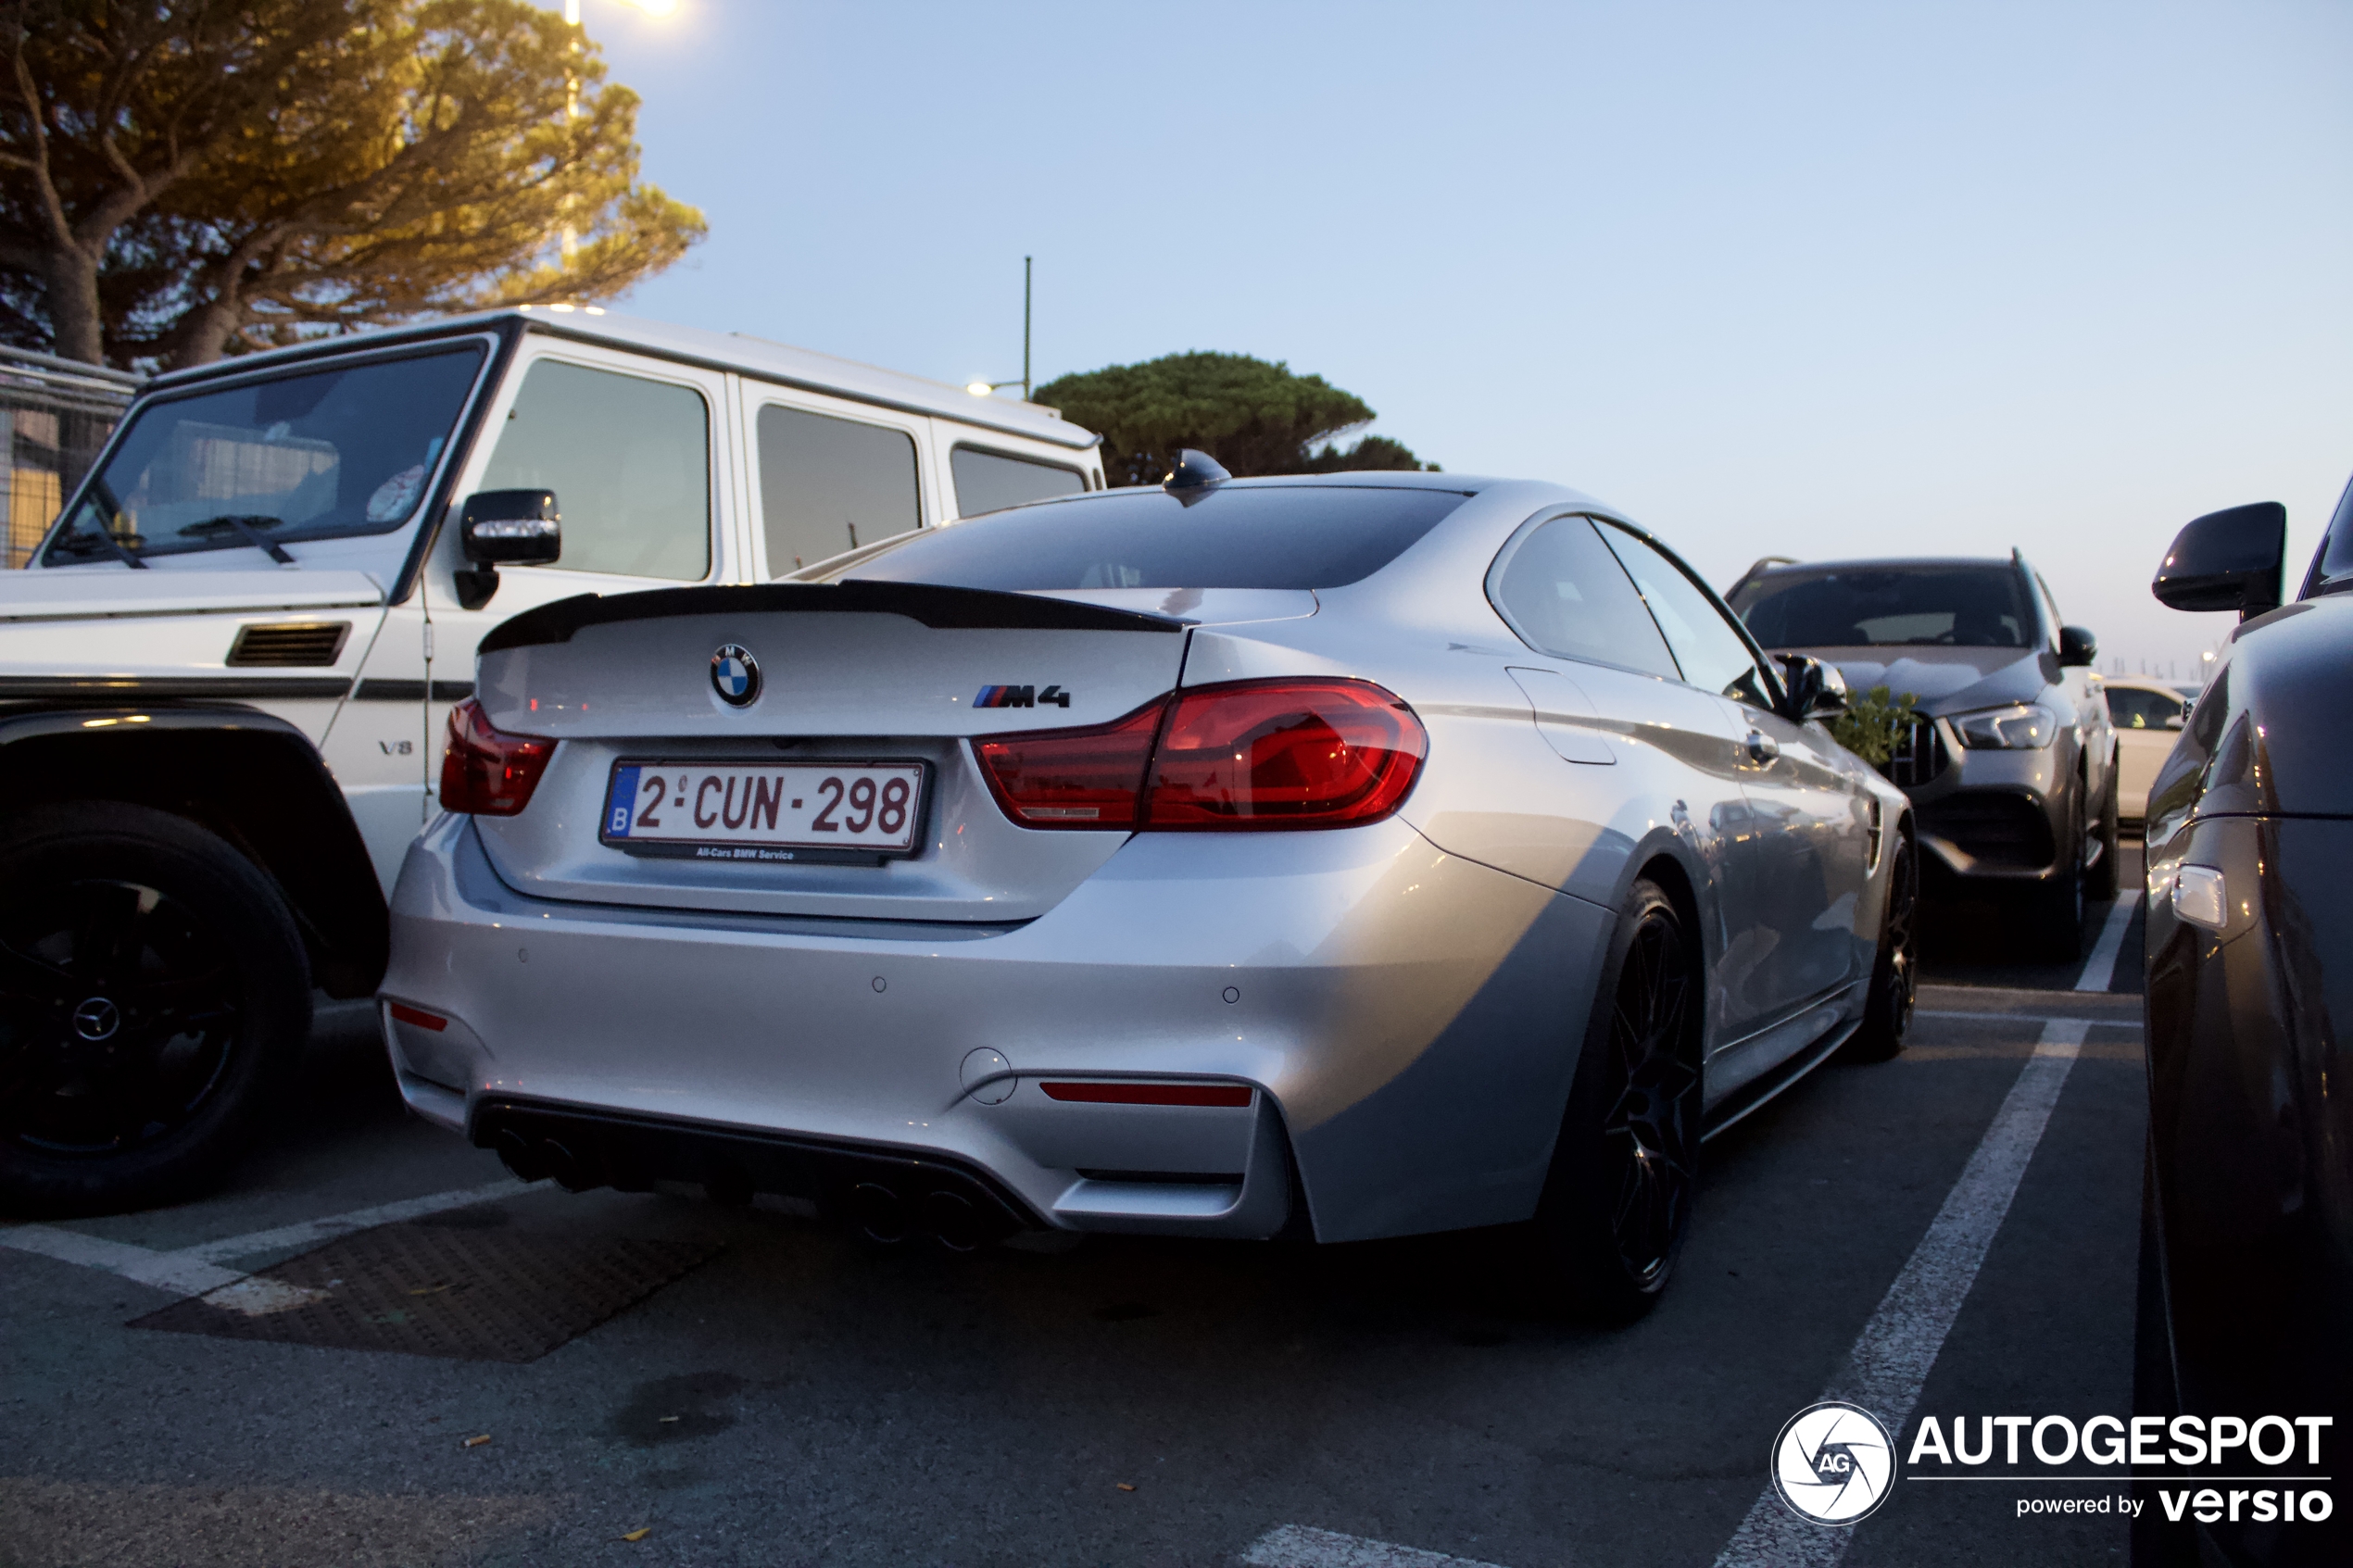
[1529,878,1703,1323]
[0,803,309,1217]
[1844,823,1918,1062]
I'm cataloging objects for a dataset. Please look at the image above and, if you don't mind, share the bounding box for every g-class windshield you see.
[43,344,486,565]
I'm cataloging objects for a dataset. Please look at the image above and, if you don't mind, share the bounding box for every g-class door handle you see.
[1745,730,1780,765]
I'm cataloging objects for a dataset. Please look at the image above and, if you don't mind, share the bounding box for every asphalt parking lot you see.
[3,847,2152,1568]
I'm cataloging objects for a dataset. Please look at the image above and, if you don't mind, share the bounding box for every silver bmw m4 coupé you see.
[383,458,1917,1319]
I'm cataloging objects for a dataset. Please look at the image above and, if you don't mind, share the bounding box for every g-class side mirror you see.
[1779,654,1849,721]
[2153,501,2284,621]
[2058,625,2097,667]
[453,489,560,610]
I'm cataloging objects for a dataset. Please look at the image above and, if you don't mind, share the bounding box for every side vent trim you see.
[227,621,352,668]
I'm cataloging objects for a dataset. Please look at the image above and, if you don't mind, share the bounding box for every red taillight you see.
[1145,679,1425,829]
[973,679,1425,834]
[974,699,1163,829]
[438,697,554,816]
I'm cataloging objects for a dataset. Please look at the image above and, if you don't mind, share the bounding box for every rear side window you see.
[1601,523,1777,707]
[757,406,922,574]
[2310,473,2353,592]
[846,483,1467,591]
[951,445,1085,517]
[2107,687,2185,730]
[1489,514,1677,678]
[477,360,710,581]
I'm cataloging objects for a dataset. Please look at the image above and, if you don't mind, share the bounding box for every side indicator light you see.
[1038,1082,1252,1108]
[388,1002,448,1032]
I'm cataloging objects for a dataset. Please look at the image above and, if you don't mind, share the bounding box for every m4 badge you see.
[974,684,1071,709]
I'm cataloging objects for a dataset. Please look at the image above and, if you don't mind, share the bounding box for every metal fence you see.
[3,348,142,569]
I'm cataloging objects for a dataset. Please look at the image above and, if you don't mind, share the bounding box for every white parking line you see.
[2072,897,2140,993]
[0,1224,244,1297]
[1241,1524,1512,1568]
[177,1178,538,1263]
[0,1178,539,1298]
[1710,1017,2090,1568]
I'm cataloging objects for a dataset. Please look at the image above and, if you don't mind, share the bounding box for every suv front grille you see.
[227,621,351,667]
[1919,791,2054,871]
[1882,718,1947,788]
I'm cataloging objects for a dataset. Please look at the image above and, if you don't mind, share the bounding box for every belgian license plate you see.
[601,760,926,861]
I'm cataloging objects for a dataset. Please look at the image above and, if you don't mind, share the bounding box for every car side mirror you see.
[453,489,560,610]
[2152,501,2284,621]
[2058,625,2096,667]
[1778,654,1848,721]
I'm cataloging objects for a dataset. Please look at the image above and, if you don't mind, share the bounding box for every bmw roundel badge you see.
[711,644,761,707]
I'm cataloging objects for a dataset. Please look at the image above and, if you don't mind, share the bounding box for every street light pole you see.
[966,257,1037,401]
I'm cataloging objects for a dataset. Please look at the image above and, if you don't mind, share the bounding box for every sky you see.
[579,1,2352,679]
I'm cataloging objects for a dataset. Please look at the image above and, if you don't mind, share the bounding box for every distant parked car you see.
[2100,675,2191,825]
[2135,492,2353,1567]
[1725,553,2119,960]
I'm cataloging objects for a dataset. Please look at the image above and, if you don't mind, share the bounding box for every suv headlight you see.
[1952,701,2058,749]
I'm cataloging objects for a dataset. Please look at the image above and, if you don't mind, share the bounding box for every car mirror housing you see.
[461,489,561,565]
[2152,501,2284,621]
[1778,654,1848,721]
[454,489,560,611]
[2058,625,2096,667]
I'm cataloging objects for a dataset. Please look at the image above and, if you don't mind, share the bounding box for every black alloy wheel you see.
[0,803,308,1216]
[1533,878,1703,1321]
[1846,823,1919,1061]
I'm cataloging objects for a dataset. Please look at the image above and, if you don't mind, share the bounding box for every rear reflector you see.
[1038,1082,1253,1108]
[975,678,1426,834]
[439,697,555,816]
[973,699,1162,829]
[387,1002,447,1032]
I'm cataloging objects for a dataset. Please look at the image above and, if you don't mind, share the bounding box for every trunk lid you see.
[469,583,1190,922]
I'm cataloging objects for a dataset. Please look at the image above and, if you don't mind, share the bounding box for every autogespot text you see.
[1906,1414,2335,1526]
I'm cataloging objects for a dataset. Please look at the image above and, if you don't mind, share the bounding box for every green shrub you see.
[1829,685,1922,768]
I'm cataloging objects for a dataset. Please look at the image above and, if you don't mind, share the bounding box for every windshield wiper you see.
[182,514,296,564]
[66,479,147,569]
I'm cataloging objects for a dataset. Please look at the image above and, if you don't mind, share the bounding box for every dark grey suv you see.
[1726,551,2119,959]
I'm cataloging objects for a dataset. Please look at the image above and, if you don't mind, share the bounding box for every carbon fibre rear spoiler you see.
[477,581,1186,654]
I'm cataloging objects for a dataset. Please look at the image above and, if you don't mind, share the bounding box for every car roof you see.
[141,307,1101,451]
[1747,556,2019,575]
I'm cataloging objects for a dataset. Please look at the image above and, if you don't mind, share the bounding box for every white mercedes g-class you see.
[0,307,1103,1213]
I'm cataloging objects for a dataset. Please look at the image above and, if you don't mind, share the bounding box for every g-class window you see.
[479,359,711,582]
[950,445,1085,518]
[756,405,921,575]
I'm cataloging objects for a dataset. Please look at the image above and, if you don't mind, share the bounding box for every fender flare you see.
[0,704,389,996]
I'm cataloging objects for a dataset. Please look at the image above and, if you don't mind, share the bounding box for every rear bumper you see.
[381,810,1606,1244]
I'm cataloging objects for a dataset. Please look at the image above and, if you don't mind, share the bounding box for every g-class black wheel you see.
[0,803,308,1216]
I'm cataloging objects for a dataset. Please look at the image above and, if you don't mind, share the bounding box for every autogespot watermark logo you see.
[1771,1401,1897,1525]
